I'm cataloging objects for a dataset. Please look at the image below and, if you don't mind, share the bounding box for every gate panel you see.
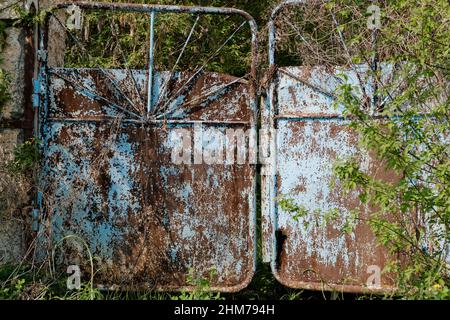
[262,1,395,293]
[37,3,257,292]
[264,66,394,293]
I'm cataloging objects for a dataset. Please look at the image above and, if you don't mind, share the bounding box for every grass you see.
[0,260,367,300]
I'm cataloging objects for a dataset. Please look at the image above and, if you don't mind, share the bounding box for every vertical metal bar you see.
[268,0,306,66]
[265,0,305,266]
[371,0,379,113]
[264,10,277,265]
[147,10,156,113]
[268,20,276,66]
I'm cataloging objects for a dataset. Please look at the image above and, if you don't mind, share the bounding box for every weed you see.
[8,138,40,174]
[172,269,223,301]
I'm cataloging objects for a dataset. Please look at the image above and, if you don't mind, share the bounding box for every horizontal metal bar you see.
[275,114,429,121]
[46,117,145,124]
[148,120,252,125]
[275,115,348,121]
[55,2,256,25]
[46,117,252,126]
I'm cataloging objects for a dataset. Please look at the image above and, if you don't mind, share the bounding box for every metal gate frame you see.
[261,0,394,293]
[34,2,259,292]
[36,1,259,138]
[31,1,396,293]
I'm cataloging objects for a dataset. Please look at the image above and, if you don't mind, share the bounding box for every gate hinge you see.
[37,49,47,62]
[32,78,40,108]
[31,209,40,232]
[31,192,44,232]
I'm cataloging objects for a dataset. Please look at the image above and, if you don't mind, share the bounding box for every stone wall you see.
[0,0,27,265]
[0,0,70,266]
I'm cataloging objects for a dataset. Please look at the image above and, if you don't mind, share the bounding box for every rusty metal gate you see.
[35,2,258,292]
[33,1,397,294]
[261,1,394,293]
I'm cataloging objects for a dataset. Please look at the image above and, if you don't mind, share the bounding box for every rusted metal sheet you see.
[263,65,395,293]
[36,3,258,292]
[263,0,395,293]
[39,68,256,291]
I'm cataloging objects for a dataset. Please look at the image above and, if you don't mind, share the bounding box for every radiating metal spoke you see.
[152,15,200,115]
[279,69,337,100]
[157,20,248,117]
[110,19,146,112]
[157,74,248,118]
[50,70,144,120]
[328,8,369,102]
[52,13,141,116]
[146,11,156,113]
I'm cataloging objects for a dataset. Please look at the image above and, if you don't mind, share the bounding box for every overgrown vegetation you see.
[172,269,223,300]
[0,17,30,220]
[332,0,449,299]
[280,0,449,299]
[0,144,32,219]
[0,261,334,300]
[0,69,9,116]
